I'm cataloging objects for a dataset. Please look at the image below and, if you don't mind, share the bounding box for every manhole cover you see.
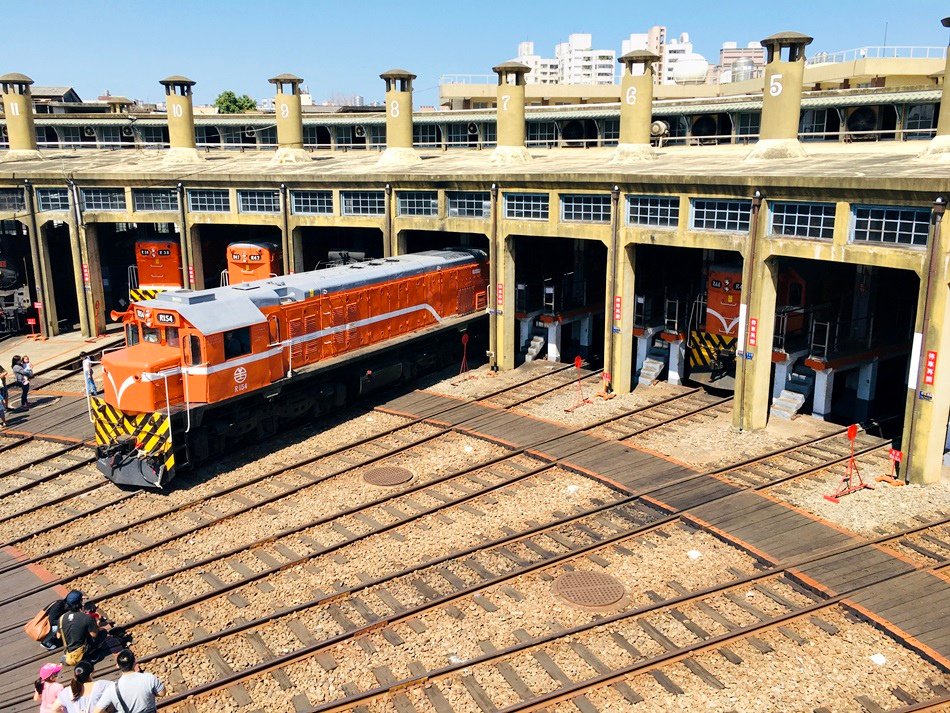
[552,571,626,608]
[364,466,414,486]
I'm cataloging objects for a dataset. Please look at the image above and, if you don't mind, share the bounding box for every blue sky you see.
[4,1,947,106]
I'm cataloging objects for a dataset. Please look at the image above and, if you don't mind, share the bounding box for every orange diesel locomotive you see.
[128,239,183,301]
[225,241,283,285]
[94,249,488,488]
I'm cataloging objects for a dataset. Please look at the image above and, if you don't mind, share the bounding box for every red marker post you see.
[824,424,874,503]
[565,356,592,413]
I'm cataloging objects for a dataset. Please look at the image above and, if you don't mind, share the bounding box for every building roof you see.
[492,61,532,75]
[618,50,660,64]
[159,75,195,87]
[380,69,417,81]
[268,73,303,84]
[761,31,814,46]
[0,72,34,85]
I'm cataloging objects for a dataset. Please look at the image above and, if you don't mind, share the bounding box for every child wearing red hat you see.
[33,663,63,713]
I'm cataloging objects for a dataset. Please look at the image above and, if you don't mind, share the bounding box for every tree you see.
[214,90,257,114]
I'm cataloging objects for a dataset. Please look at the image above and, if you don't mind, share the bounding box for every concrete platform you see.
[0,329,121,374]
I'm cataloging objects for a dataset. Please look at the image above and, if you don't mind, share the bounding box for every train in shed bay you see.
[94,248,489,488]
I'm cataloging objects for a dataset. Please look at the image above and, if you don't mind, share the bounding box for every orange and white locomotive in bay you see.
[94,249,489,488]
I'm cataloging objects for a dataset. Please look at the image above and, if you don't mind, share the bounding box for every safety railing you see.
[807,46,946,65]
[808,309,911,360]
[15,118,940,155]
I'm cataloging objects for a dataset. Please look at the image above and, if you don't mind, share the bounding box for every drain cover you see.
[552,571,626,608]
[364,466,414,486]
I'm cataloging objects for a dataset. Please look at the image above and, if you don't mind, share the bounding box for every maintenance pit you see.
[769,257,919,433]
[630,245,744,391]
[193,224,282,288]
[510,234,606,365]
[292,226,384,271]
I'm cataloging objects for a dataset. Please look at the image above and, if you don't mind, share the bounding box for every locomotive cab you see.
[130,240,183,300]
[225,242,282,285]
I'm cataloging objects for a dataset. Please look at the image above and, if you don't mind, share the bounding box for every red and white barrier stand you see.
[824,424,874,504]
[876,448,906,487]
[595,371,616,400]
[25,317,43,341]
[565,356,592,413]
[27,302,46,341]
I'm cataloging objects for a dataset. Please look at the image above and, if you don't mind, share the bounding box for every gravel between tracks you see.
[420,361,568,400]
[9,410,414,550]
[140,468,621,687]
[513,381,687,428]
[0,439,72,475]
[632,410,840,470]
[551,607,950,713]
[169,523,762,711]
[52,431,505,588]
[769,449,950,537]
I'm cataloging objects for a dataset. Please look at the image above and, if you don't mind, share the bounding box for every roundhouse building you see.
[0,24,948,485]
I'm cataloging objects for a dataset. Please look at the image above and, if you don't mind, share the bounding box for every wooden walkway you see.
[4,394,92,443]
[0,549,69,708]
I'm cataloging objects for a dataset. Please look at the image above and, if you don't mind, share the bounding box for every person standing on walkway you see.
[12,354,33,410]
[33,663,64,713]
[93,649,165,713]
[54,662,110,713]
[81,352,97,396]
[0,362,8,402]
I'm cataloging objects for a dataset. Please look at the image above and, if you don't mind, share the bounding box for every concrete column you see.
[733,257,779,430]
[579,314,592,358]
[73,220,106,337]
[613,51,658,162]
[613,245,637,394]
[187,225,205,291]
[746,32,813,160]
[269,73,308,164]
[37,222,60,335]
[923,17,950,158]
[291,227,305,272]
[379,69,420,166]
[160,76,201,164]
[383,184,394,258]
[546,322,562,362]
[855,358,879,421]
[519,318,533,357]
[772,356,793,401]
[492,62,531,163]
[667,339,686,385]
[495,234,517,370]
[0,73,40,161]
[812,368,835,419]
[902,197,949,483]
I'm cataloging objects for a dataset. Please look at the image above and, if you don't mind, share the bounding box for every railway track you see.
[7,364,940,713]
[104,428,892,708]
[0,366,593,603]
[149,507,947,713]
